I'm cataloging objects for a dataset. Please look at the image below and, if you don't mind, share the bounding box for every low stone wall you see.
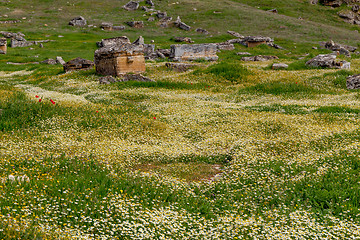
[169,44,218,61]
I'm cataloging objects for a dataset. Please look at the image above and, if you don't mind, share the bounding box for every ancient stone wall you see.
[169,44,218,61]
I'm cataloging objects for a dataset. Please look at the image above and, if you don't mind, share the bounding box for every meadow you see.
[1,0,360,239]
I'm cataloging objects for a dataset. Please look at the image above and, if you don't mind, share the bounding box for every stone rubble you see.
[63,57,94,72]
[123,1,140,11]
[346,74,360,89]
[305,53,350,69]
[69,16,87,27]
[241,55,279,61]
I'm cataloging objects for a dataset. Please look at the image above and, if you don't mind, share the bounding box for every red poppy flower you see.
[153,117,156,120]
[39,99,42,102]
[35,95,39,98]
[50,99,55,104]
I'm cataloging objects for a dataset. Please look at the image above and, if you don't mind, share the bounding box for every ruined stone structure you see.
[305,53,350,69]
[243,36,273,48]
[96,36,131,48]
[347,74,360,89]
[0,38,7,54]
[94,43,146,76]
[63,57,94,72]
[69,16,87,27]
[169,44,218,61]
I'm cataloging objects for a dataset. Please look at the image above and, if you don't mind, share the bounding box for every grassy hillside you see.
[1,0,360,239]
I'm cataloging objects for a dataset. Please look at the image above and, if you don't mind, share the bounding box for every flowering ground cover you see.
[1,51,360,239]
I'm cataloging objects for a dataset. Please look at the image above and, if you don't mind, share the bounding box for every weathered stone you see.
[196,28,209,35]
[123,1,139,11]
[241,55,279,61]
[147,17,155,21]
[96,36,131,48]
[7,62,39,65]
[121,73,154,82]
[321,0,343,7]
[94,43,145,76]
[157,11,167,19]
[305,53,350,69]
[170,44,219,61]
[346,74,360,89]
[113,26,126,31]
[324,40,357,52]
[0,31,25,41]
[144,44,156,59]
[126,21,144,28]
[339,47,351,57]
[309,0,318,4]
[174,16,191,31]
[159,22,169,28]
[99,76,117,84]
[227,30,245,39]
[101,22,113,31]
[267,8,278,13]
[217,42,235,50]
[133,36,145,45]
[236,52,251,55]
[174,37,193,43]
[226,39,246,45]
[272,63,289,69]
[69,16,87,27]
[243,36,273,48]
[338,9,356,23]
[56,56,66,65]
[165,62,195,72]
[0,38,6,54]
[146,0,154,6]
[160,16,173,22]
[41,58,57,65]
[157,48,171,57]
[63,57,94,72]
[10,39,36,48]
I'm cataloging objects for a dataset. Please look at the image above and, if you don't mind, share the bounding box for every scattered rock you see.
[157,11,167,19]
[56,56,66,65]
[305,53,350,69]
[346,74,360,89]
[170,44,219,61]
[174,37,193,43]
[146,0,155,6]
[10,39,36,48]
[41,58,57,65]
[123,1,140,11]
[352,5,360,12]
[196,28,209,35]
[267,8,278,13]
[0,38,6,54]
[312,46,318,49]
[121,73,154,82]
[159,22,169,28]
[309,0,318,4]
[39,43,44,48]
[126,21,144,28]
[147,17,155,21]
[243,36,274,48]
[227,30,245,39]
[0,31,25,41]
[7,62,39,65]
[69,16,87,27]
[323,40,357,52]
[99,75,117,84]
[133,36,145,45]
[174,16,191,31]
[165,62,195,72]
[113,26,126,31]
[241,55,279,61]
[157,48,171,57]
[94,43,145,76]
[101,22,113,31]
[236,52,251,55]
[217,42,235,50]
[63,57,94,72]
[96,36,131,48]
[272,63,289,69]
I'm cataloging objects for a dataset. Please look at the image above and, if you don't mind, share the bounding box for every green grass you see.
[242,81,319,95]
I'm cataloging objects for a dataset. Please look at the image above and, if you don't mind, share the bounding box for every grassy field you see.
[1,0,360,239]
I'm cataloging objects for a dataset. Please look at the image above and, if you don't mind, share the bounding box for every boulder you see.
[69,16,87,27]
[126,21,144,28]
[157,11,167,19]
[63,57,94,72]
[196,28,209,35]
[272,63,289,69]
[324,40,357,52]
[174,16,191,31]
[123,1,139,11]
[305,53,350,69]
[96,36,131,48]
[243,36,273,48]
[101,22,113,31]
[346,74,360,89]
[241,55,279,61]
[170,44,219,61]
[165,62,195,72]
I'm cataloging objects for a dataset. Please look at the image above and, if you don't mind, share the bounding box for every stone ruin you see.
[320,40,357,57]
[101,22,126,31]
[63,57,94,72]
[96,36,131,48]
[243,36,274,48]
[305,53,350,69]
[126,21,144,28]
[241,55,279,61]
[94,43,146,76]
[123,1,140,11]
[169,44,219,61]
[0,38,6,54]
[69,16,87,27]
